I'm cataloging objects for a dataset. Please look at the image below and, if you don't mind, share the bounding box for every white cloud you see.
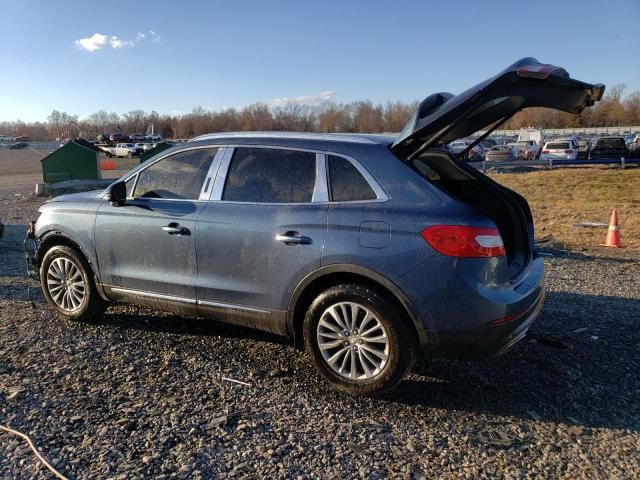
[110,36,134,49]
[76,31,155,52]
[75,33,109,52]
[269,90,335,107]
[148,30,161,43]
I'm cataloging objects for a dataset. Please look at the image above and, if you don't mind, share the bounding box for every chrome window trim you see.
[122,145,221,201]
[120,143,388,205]
[312,153,329,202]
[125,173,139,200]
[210,145,388,205]
[210,147,234,201]
[199,147,226,200]
[325,152,389,204]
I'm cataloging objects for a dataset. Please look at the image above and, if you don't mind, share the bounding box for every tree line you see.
[1,84,638,141]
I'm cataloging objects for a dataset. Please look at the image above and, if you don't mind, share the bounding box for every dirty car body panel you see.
[26,58,605,363]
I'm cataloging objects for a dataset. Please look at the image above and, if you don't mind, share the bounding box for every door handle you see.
[162,223,190,236]
[275,231,311,245]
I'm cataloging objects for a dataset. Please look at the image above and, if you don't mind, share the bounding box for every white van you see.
[518,128,543,146]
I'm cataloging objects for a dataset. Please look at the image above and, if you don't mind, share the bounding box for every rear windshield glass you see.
[596,138,625,147]
[546,142,570,149]
[490,146,510,151]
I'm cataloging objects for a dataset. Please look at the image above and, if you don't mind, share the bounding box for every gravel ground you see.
[1,184,639,479]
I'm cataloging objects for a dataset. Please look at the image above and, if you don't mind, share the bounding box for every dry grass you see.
[489,167,640,250]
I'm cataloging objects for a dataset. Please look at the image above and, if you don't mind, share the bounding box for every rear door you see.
[195,146,328,334]
[95,147,220,299]
[391,57,605,160]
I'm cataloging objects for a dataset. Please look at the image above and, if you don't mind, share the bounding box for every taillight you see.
[420,225,506,257]
[542,150,550,154]
[565,149,573,154]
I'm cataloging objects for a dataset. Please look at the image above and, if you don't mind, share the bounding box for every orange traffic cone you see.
[602,208,623,248]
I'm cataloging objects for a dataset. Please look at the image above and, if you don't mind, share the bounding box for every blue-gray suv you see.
[25,59,604,395]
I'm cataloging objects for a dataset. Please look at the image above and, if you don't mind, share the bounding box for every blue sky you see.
[1,0,638,122]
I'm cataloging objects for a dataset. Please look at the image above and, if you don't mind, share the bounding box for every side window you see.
[328,155,377,202]
[222,148,316,203]
[134,148,218,200]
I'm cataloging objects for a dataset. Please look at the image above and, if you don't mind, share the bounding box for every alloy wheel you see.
[46,257,86,312]
[316,301,389,380]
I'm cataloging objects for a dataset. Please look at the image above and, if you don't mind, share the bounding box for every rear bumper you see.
[397,255,545,359]
[423,287,544,359]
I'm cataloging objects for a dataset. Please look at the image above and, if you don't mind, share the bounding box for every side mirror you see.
[106,181,127,206]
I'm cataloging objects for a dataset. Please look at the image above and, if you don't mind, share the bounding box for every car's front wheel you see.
[303,284,416,396]
[40,245,105,321]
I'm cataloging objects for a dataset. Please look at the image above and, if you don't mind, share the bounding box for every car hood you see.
[53,190,105,202]
[391,57,605,160]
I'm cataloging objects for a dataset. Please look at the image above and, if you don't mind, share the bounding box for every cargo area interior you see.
[407,150,531,278]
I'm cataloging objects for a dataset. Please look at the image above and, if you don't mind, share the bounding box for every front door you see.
[95,147,220,300]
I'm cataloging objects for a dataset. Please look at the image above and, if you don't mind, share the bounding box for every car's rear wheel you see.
[40,245,105,321]
[303,284,415,396]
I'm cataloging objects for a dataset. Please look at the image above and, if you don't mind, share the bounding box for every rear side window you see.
[134,148,217,199]
[328,155,376,202]
[223,148,316,203]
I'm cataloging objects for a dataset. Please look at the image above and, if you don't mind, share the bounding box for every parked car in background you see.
[96,133,111,144]
[13,135,30,142]
[480,139,497,149]
[576,139,591,158]
[25,57,603,395]
[511,140,540,160]
[131,134,147,142]
[9,142,29,150]
[101,143,143,158]
[485,144,519,162]
[629,134,640,157]
[589,136,629,159]
[146,133,162,142]
[517,128,543,146]
[110,133,131,143]
[540,141,578,161]
[557,137,578,150]
[447,140,485,161]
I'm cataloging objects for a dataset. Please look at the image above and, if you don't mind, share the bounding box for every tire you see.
[303,284,416,396]
[40,245,106,321]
